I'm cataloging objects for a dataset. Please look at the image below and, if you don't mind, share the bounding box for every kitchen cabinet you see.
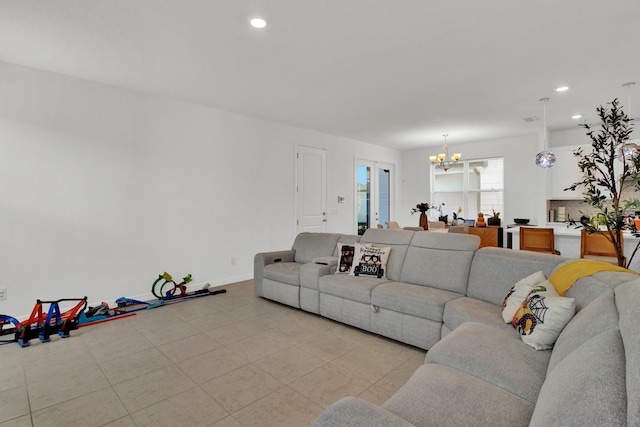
[548,145,586,200]
[468,226,503,248]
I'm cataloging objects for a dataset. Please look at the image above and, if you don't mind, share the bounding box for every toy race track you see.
[0,298,87,347]
[1,273,227,346]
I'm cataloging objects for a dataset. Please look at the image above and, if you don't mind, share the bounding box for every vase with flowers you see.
[411,203,431,230]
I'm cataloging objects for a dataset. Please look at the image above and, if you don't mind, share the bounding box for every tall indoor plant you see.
[565,98,640,267]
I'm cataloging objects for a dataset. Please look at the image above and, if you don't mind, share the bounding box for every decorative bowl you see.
[514,218,529,224]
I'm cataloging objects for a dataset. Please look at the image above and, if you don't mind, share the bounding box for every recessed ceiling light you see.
[555,86,569,92]
[250,18,267,28]
[571,114,582,119]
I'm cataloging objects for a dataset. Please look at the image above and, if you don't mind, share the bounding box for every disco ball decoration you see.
[535,150,556,168]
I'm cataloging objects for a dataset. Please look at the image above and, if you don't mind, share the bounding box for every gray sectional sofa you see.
[254,229,640,426]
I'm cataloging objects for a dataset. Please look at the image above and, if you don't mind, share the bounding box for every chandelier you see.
[535,97,556,168]
[430,134,461,172]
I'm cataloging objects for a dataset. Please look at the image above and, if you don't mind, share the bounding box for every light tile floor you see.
[0,280,426,427]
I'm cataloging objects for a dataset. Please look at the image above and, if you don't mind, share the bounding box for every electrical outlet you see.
[230,257,237,266]
[0,288,6,301]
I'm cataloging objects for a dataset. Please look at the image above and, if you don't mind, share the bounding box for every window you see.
[431,158,504,222]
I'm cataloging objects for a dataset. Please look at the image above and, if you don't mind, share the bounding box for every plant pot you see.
[487,217,501,226]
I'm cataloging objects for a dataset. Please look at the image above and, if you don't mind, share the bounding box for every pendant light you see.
[535,97,556,168]
[620,82,637,160]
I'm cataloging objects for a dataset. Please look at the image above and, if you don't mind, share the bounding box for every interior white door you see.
[297,146,327,233]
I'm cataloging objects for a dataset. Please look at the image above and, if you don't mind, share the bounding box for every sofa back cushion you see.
[564,269,639,311]
[332,235,362,256]
[466,248,566,306]
[399,232,479,294]
[546,289,618,372]
[616,280,640,426]
[360,229,415,282]
[536,278,640,426]
[292,232,342,264]
[530,328,626,426]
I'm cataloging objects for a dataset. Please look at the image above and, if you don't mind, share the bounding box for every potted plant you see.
[487,209,501,226]
[565,98,640,267]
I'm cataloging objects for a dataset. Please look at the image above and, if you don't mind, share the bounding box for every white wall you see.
[0,62,402,318]
[551,127,588,148]
[398,133,547,228]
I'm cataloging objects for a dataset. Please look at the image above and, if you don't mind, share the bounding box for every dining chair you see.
[580,230,621,265]
[519,227,560,255]
[448,224,470,234]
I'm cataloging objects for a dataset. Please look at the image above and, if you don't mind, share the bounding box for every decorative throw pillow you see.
[511,281,576,350]
[349,243,391,279]
[335,242,370,274]
[501,271,547,323]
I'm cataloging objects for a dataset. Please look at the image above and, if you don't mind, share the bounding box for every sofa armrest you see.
[300,262,335,290]
[254,250,295,296]
[312,256,338,268]
[313,397,416,427]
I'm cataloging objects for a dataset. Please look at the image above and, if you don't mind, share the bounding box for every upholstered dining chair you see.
[448,224,470,234]
[519,227,560,255]
[580,230,621,265]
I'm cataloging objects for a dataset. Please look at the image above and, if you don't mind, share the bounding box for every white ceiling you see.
[1,0,639,150]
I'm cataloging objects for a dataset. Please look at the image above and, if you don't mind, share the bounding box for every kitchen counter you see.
[507,224,640,272]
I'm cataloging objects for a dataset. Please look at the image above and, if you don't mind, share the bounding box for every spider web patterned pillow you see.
[511,281,576,350]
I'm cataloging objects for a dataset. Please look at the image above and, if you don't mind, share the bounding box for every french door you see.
[355,159,394,235]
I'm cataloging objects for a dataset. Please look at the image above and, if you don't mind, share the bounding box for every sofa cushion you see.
[564,270,638,311]
[371,282,462,322]
[467,248,566,306]
[442,297,509,333]
[385,364,534,427]
[318,274,386,304]
[399,232,478,294]
[547,289,618,372]
[529,329,626,427]
[292,232,342,264]
[360,229,415,282]
[501,270,546,323]
[332,235,363,256]
[426,322,550,403]
[263,262,301,286]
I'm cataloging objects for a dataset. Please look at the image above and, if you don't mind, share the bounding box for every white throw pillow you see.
[349,243,391,279]
[512,281,576,350]
[501,271,547,323]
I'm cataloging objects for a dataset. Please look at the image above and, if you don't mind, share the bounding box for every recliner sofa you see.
[254,229,640,426]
